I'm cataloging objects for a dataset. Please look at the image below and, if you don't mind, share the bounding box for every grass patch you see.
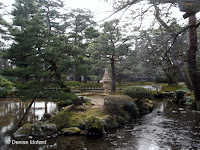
[160,84,184,92]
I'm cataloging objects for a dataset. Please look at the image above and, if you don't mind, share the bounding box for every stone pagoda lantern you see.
[178,0,200,12]
[150,0,200,18]
[102,68,111,94]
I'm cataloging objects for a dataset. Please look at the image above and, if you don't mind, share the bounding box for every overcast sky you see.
[1,0,198,33]
[0,0,114,22]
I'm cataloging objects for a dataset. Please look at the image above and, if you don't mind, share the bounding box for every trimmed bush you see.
[104,95,135,115]
[124,87,153,100]
[155,75,168,83]
[175,90,185,100]
[64,81,82,86]
[57,93,80,109]
[0,76,14,97]
[124,101,137,114]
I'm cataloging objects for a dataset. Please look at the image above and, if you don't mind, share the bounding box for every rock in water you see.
[178,108,184,111]
[61,127,82,135]
[157,110,162,115]
[31,122,57,137]
[172,111,178,114]
[103,115,118,130]
[180,111,186,114]
[13,122,57,138]
[13,123,32,138]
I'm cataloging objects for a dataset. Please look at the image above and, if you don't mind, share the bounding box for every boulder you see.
[197,102,200,111]
[157,110,162,115]
[154,92,175,98]
[13,123,32,138]
[178,108,184,111]
[172,111,178,114]
[13,122,57,138]
[154,92,165,98]
[141,102,153,115]
[180,111,186,114]
[116,116,126,125]
[61,127,81,135]
[85,115,104,135]
[31,122,57,137]
[102,115,118,130]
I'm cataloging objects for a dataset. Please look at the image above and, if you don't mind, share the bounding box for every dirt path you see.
[89,96,105,108]
[76,92,106,108]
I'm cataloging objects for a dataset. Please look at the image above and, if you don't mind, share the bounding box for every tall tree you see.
[89,19,132,92]
[2,0,74,126]
[187,14,200,101]
[137,29,179,85]
[64,9,96,82]
[0,2,10,70]
[152,3,193,89]
[3,0,45,83]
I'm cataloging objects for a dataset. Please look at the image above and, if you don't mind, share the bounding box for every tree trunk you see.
[163,65,179,85]
[118,73,122,85]
[110,57,116,92]
[188,14,200,101]
[171,39,193,91]
[83,75,87,83]
[18,97,36,127]
[171,53,193,91]
[74,73,81,82]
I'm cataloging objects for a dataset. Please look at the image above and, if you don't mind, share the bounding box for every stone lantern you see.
[102,69,111,94]
[150,0,200,18]
[178,0,200,12]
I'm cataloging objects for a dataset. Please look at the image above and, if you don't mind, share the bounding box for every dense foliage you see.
[104,95,138,116]
[124,87,153,100]
[0,0,200,101]
[0,76,14,97]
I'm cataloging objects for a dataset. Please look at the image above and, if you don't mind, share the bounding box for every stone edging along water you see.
[13,94,155,140]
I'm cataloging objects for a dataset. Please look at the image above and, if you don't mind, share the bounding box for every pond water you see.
[0,98,58,150]
[1,98,200,150]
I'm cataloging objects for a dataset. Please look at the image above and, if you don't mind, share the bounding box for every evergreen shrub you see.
[104,95,137,116]
[175,90,186,100]
[0,76,14,97]
[124,87,153,100]
[64,81,82,86]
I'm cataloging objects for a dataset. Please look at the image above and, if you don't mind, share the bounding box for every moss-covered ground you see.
[50,103,107,130]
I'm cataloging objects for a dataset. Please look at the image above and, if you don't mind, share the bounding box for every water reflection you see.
[0,98,58,149]
[1,98,200,150]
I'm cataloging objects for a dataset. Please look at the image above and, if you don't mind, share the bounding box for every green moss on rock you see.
[50,105,107,130]
[21,123,32,134]
[61,127,81,135]
[85,115,104,135]
[103,115,118,130]
[13,123,32,138]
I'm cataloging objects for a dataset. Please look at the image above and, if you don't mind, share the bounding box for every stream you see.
[0,98,200,150]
